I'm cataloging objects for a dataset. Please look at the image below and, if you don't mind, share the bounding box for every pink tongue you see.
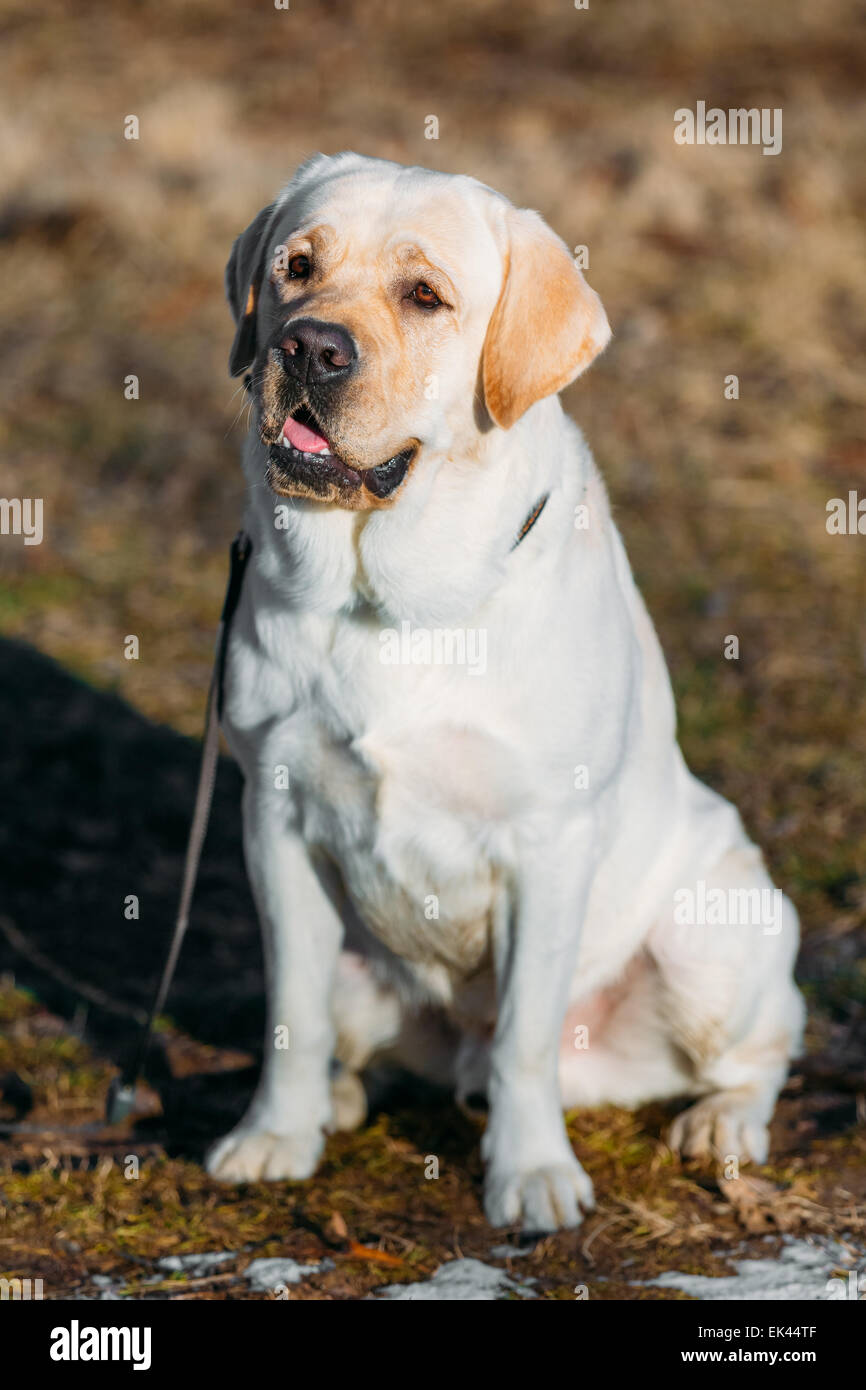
[282,414,331,454]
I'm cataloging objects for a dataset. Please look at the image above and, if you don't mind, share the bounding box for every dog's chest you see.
[297,722,500,973]
[274,627,527,975]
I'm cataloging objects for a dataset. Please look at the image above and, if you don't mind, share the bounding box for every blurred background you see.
[0,0,864,1300]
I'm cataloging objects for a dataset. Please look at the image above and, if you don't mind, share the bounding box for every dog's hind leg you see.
[557,953,693,1110]
[329,952,459,1128]
[329,952,399,1131]
[648,843,805,1165]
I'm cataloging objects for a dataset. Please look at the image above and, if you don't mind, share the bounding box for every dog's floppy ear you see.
[482,207,611,430]
[225,201,278,378]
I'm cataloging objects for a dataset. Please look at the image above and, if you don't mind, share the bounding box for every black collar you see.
[512,494,549,550]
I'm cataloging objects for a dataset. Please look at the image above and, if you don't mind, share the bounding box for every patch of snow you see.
[489,1243,534,1259]
[157,1252,236,1277]
[636,1237,861,1301]
[371,1257,538,1301]
[244,1256,335,1291]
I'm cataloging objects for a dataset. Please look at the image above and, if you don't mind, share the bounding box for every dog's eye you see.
[410,282,441,309]
[288,254,310,280]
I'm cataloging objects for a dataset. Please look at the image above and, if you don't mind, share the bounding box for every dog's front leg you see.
[206,783,342,1183]
[483,821,597,1231]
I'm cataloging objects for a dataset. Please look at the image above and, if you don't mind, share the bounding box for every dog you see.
[205,152,804,1231]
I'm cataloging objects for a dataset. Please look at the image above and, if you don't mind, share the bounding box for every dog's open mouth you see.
[267,405,415,500]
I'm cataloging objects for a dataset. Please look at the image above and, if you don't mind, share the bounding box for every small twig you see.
[0,915,147,1024]
[123,1271,244,1297]
[0,1120,109,1136]
[581,1211,623,1263]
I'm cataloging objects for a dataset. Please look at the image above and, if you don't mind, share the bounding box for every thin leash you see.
[104,491,548,1125]
[105,530,253,1123]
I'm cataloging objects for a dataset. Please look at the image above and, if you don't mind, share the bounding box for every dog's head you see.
[227,153,610,510]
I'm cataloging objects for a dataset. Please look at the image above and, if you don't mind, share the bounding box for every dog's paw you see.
[484,1156,595,1232]
[329,1067,367,1132]
[205,1124,324,1183]
[668,1093,770,1165]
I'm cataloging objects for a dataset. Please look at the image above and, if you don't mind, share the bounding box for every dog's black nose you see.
[280,318,357,385]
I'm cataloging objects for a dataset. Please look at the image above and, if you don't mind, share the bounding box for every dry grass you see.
[0,0,864,1298]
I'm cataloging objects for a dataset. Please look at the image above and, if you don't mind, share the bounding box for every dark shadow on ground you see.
[0,636,264,1148]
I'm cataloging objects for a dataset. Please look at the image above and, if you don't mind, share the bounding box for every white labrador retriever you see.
[206,153,804,1231]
